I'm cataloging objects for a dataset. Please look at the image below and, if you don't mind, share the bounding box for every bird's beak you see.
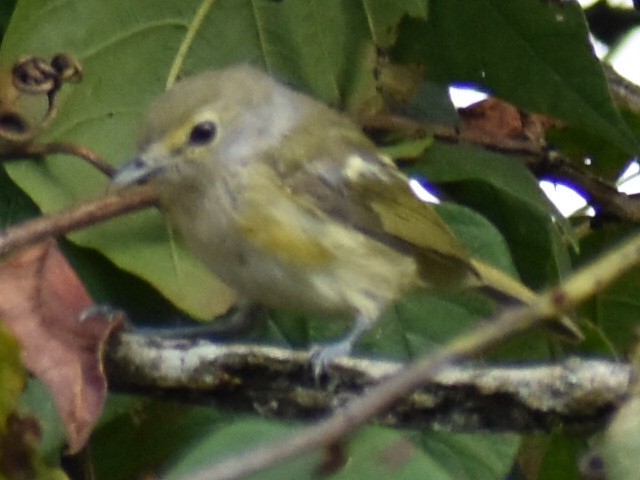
[111,157,163,187]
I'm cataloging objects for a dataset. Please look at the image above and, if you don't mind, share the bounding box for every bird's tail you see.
[470,258,583,342]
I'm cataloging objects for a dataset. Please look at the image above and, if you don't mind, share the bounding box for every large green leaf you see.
[393,0,639,177]
[163,418,518,480]
[412,142,571,289]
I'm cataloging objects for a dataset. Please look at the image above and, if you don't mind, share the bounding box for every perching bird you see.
[112,65,581,372]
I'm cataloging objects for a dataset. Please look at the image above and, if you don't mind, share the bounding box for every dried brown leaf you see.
[0,240,121,453]
[459,97,559,145]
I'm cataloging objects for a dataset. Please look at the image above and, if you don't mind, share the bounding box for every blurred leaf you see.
[534,432,585,480]
[362,0,427,48]
[0,413,69,480]
[381,137,433,160]
[59,240,188,327]
[380,291,494,360]
[164,419,319,480]
[391,79,459,126]
[574,224,640,355]
[90,397,225,480]
[547,126,631,181]
[602,396,640,480]
[436,202,518,276]
[163,418,518,480]
[412,142,570,288]
[0,0,16,42]
[393,0,638,174]
[0,328,68,480]
[0,166,40,228]
[0,324,25,425]
[19,379,68,461]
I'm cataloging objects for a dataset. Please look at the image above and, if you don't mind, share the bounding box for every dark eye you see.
[188,121,217,145]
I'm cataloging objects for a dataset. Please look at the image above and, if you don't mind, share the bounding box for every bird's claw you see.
[309,339,353,379]
[78,304,123,323]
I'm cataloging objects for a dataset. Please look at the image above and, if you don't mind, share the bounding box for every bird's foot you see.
[309,338,354,379]
[78,304,124,323]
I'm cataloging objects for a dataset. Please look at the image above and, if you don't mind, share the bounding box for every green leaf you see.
[534,433,586,480]
[0,331,67,480]
[0,325,25,425]
[381,137,433,160]
[362,0,428,48]
[436,202,518,276]
[393,0,639,171]
[546,126,631,181]
[573,224,640,354]
[90,396,226,480]
[18,379,67,460]
[163,419,319,480]
[0,0,16,43]
[0,166,40,228]
[163,418,518,480]
[413,142,570,288]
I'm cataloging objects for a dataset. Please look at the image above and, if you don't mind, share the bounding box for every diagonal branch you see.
[0,185,157,256]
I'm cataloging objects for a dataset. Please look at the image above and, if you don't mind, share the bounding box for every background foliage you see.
[1,0,639,479]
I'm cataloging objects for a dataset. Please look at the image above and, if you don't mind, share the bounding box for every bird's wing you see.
[265,125,477,287]
[261,115,582,340]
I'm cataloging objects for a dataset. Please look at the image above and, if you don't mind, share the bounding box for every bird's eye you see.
[188,121,217,145]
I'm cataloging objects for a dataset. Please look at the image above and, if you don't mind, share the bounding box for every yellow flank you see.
[238,215,335,267]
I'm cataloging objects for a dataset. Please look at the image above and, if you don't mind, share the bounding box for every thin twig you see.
[0,185,158,256]
[364,112,640,224]
[0,142,116,177]
[605,63,640,116]
[525,151,640,222]
[31,142,115,177]
[182,230,640,480]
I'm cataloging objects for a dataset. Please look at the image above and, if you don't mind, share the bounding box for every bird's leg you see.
[311,313,374,377]
[78,302,264,338]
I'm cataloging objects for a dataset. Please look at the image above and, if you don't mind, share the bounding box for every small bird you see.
[112,65,581,373]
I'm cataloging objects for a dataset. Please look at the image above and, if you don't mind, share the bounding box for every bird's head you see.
[112,65,305,190]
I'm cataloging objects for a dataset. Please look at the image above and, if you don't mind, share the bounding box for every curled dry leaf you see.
[0,239,122,453]
[459,97,560,146]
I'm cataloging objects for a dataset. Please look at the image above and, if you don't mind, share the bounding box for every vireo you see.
[112,65,581,372]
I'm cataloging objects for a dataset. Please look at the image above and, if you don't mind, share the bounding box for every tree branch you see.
[106,331,628,433]
[0,185,157,256]
[364,62,640,225]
